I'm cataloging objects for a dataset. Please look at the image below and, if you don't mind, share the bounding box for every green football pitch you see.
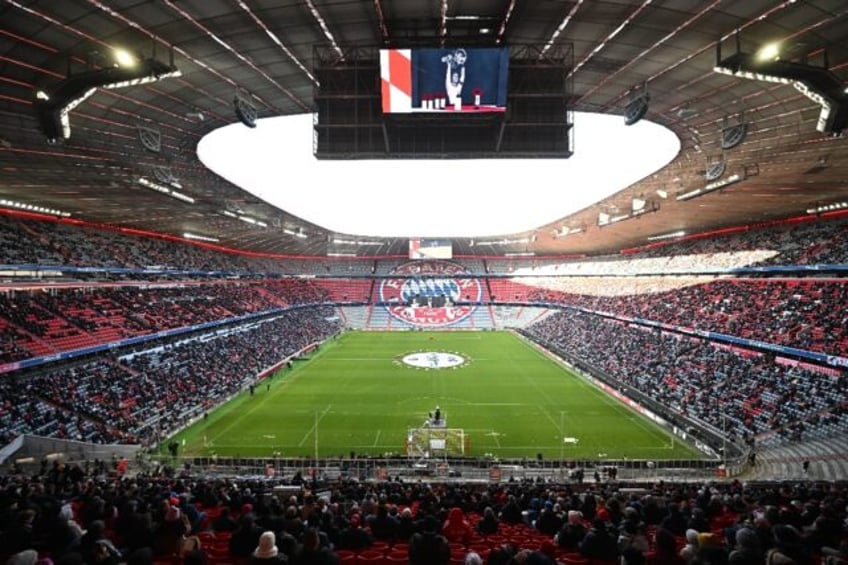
[169,330,701,460]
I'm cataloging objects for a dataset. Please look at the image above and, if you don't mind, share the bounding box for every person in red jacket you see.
[442,507,473,545]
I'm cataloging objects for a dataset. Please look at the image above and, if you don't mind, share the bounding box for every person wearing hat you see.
[250,531,286,563]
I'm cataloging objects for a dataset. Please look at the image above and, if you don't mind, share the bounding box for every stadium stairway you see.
[745,435,848,481]
[366,307,402,329]
[339,306,369,329]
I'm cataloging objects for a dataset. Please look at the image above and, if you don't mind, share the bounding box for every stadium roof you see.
[1,0,846,258]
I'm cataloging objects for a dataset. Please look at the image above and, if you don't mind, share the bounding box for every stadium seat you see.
[356,549,384,564]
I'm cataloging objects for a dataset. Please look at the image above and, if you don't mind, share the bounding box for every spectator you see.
[476,507,499,536]
[251,531,286,564]
[442,507,473,545]
[579,518,618,562]
[409,518,450,565]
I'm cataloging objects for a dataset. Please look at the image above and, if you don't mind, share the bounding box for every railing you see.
[143,452,731,483]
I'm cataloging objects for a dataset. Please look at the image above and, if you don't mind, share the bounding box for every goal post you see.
[406,427,467,460]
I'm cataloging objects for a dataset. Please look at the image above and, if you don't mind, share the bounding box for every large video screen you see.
[409,239,453,259]
[381,48,509,114]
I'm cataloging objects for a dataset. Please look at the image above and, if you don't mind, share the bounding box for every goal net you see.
[406,427,467,460]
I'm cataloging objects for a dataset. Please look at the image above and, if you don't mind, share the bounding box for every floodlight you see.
[714,40,848,135]
[34,55,180,142]
[756,43,780,62]
[676,172,744,201]
[183,232,220,243]
[113,49,137,68]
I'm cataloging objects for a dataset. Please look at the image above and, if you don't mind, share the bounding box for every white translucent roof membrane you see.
[198,112,680,238]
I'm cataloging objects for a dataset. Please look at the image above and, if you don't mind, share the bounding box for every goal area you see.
[406,427,468,461]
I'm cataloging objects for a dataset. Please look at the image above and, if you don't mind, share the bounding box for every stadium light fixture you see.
[137,177,195,204]
[598,212,630,227]
[0,198,71,217]
[238,215,267,228]
[219,209,267,227]
[756,42,780,62]
[35,54,180,142]
[183,232,220,243]
[552,226,584,238]
[283,227,307,239]
[504,252,534,257]
[113,48,138,68]
[806,201,848,214]
[647,230,686,242]
[333,238,383,246]
[477,236,534,246]
[714,40,848,134]
[327,252,356,257]
[676,172,744,202]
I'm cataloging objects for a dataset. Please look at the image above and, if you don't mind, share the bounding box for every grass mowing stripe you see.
[517,331,678,451]
[169,330,702,460]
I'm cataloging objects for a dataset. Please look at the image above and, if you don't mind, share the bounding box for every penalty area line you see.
[297,404,332,447]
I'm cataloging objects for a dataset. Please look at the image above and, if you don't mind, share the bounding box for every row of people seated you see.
[4,275,846,367]
[526,309,847,445]
[1,459,845,565]
[483,216,848,275]
[2,213,848,276]
[0,306,342,445]
[497,277,848,357]
[0,280,331,363]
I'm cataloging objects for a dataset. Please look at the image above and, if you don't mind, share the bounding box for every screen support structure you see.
[313,43,573,159]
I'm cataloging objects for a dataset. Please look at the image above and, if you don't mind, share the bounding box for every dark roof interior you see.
[1,0,846,258]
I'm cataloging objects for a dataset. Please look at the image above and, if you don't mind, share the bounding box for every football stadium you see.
[1,2,847,564]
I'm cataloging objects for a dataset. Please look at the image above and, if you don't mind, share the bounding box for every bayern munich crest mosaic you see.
[379,260,483,327]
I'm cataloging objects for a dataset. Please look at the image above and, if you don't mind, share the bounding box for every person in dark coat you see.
[579,518,618,562]
[409,518,450,565]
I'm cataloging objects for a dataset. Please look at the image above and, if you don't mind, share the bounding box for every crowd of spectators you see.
[483,218,848,276]
[0,281,333,363]
[526,309,847,445]
[0,461,846,565]
[1,307,342,446]
[639,217,848,267]
[2,214,848,279]
[0,377,121,446]
[494,278,848,358]
[6,275,844,366]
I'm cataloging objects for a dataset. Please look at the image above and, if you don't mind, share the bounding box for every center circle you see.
[402,351,467,369]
